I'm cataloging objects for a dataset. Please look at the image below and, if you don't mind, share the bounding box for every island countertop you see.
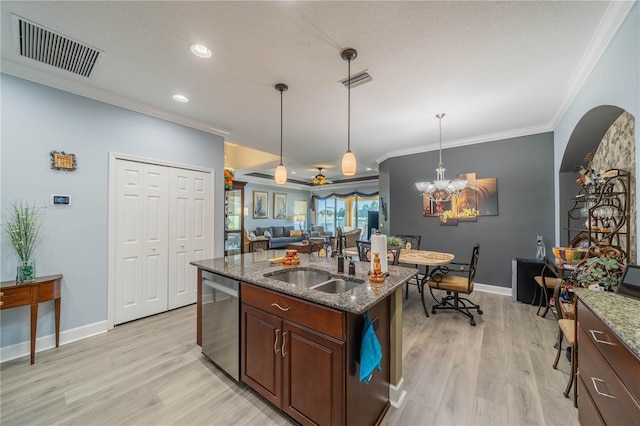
[575,287,640,358]
[191,250,418,314]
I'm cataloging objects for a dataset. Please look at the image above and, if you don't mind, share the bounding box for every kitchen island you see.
[192,250,417,426]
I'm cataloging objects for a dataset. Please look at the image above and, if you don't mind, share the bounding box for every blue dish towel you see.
[359,312,382,384]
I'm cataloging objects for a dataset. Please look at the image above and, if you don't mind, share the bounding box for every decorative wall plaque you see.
[50,151,77,171]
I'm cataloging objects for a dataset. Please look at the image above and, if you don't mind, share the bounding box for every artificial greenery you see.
[575,256,624,290]
[3,201,42,262]
[387,236,405,247]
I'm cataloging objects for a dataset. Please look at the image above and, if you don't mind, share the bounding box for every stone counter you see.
[575,287,640,357]
[191,249,418,314]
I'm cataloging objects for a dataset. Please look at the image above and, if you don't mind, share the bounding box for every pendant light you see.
[340,48,357,176]
[274,83,288,184]
[414,113,467,203]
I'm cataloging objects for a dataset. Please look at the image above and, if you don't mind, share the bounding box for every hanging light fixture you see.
[415,113,467,203]
[340,48,357,176]
[313,167,327,185]
[274,83,288,184]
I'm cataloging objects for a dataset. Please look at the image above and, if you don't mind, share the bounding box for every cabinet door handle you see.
[281,331,288,357]
[589,329,615,346]
[274,328,280,354]
[591,377,616,399]
[271,302,291,311]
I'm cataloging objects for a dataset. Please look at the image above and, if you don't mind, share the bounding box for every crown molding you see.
[550,0,637,129]
[1,60,231,137]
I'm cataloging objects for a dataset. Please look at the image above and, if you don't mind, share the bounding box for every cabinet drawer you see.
[577,377,605,426]
[0,286,33,309]
[38,281,61,302]
[242,283,344,341]
[578,302,640,401]
[577,327,640,424]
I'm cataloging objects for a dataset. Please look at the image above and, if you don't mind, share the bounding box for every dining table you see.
[399,249,455,317]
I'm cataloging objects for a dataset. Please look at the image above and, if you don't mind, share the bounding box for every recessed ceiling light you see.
[291,171,297,175]
[172,94,189,103]
[366,167,372,171]
[189,43,212,58]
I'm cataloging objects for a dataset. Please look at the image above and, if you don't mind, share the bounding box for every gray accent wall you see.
[1,74,225,350]
[381,132,555,288]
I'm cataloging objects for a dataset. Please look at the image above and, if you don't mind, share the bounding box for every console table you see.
[0,274,62,364]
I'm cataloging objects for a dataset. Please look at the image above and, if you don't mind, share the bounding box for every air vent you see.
[339,70,372,89]
[12,15,102,78]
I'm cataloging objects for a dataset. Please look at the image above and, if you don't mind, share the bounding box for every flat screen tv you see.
[616,264,640,301]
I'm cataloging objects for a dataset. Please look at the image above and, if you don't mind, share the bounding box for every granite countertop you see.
[191,250,418,314]
[575,287,640,358]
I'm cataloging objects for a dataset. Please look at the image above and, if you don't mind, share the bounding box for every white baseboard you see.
[474,282,512,297]
[389,377,408,408]
[0,320,108,363]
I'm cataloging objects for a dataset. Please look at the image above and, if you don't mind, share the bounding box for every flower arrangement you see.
[224,168,234,190]
[3,201,42,262]
[3,201,43,282]
[573,151,601,189]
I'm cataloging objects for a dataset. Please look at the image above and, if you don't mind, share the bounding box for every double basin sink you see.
[264,269,364,294]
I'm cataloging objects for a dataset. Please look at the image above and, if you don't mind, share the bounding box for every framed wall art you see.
[253,190,268,219]
[273,193,287,219]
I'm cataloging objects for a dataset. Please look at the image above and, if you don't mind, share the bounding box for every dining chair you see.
[552,277,576,407]
[356,240,401,266]
[395,234,422,299]
[426,244,482,326]
[356,240,371,262]
[533,258,562,318]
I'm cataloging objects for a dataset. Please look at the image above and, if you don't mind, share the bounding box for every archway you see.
[559,106,636,263]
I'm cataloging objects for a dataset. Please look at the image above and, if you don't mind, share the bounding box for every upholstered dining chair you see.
[427,244,482,326]
[534,258,562,318]
[394,234,422,299]
[552,277,576,407]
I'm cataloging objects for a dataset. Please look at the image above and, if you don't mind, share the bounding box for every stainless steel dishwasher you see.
[201,271,240,380]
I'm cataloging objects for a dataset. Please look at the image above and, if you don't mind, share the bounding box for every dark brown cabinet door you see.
[282,320,344,426]
[241,304,282,408]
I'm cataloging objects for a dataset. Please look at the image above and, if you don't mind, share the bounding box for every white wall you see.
[554,4,639,256]
[0,75,225,354]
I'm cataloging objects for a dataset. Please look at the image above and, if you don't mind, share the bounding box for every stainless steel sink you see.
[266,269,332,288]
[265,269,364,294]
[311,279,363,294]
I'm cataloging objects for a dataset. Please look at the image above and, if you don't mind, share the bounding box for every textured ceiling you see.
[0,1,632,185]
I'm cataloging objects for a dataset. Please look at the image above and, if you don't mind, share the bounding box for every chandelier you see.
[313,167,327,185]
[415,113,467,202]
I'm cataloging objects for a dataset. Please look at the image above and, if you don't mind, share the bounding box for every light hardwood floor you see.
[1,290,578,425]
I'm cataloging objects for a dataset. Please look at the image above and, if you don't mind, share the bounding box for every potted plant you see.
[387,236,405,248]
[3,201,42,282]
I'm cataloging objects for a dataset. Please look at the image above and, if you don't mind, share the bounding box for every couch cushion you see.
[255,226,272,237]
[283,226,295,234]
[290,229,302,237]
[271,226,285,238]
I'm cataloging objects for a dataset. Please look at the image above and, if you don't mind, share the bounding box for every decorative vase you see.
[17,259,36,283]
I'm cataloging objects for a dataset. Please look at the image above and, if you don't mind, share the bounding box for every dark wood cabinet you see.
[576,299,640,424]
[241,283,344,426]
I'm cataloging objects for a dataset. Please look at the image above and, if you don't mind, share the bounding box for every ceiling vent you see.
[12,15,102,78]
[339,70,372,89]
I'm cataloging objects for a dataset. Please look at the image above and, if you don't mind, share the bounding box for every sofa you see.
[254,225,308,249]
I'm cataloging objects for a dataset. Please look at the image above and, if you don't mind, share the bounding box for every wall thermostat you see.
[52,195,71,205]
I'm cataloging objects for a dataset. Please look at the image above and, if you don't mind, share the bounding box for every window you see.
[313,194,378,234]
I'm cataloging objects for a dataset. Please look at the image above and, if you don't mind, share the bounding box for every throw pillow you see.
[290,230,302,237]
[248,232,256,241]
[264,230,271,238]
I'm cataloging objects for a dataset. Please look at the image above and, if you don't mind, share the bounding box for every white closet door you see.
[168,168,212,309]
[114,160,169,325]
